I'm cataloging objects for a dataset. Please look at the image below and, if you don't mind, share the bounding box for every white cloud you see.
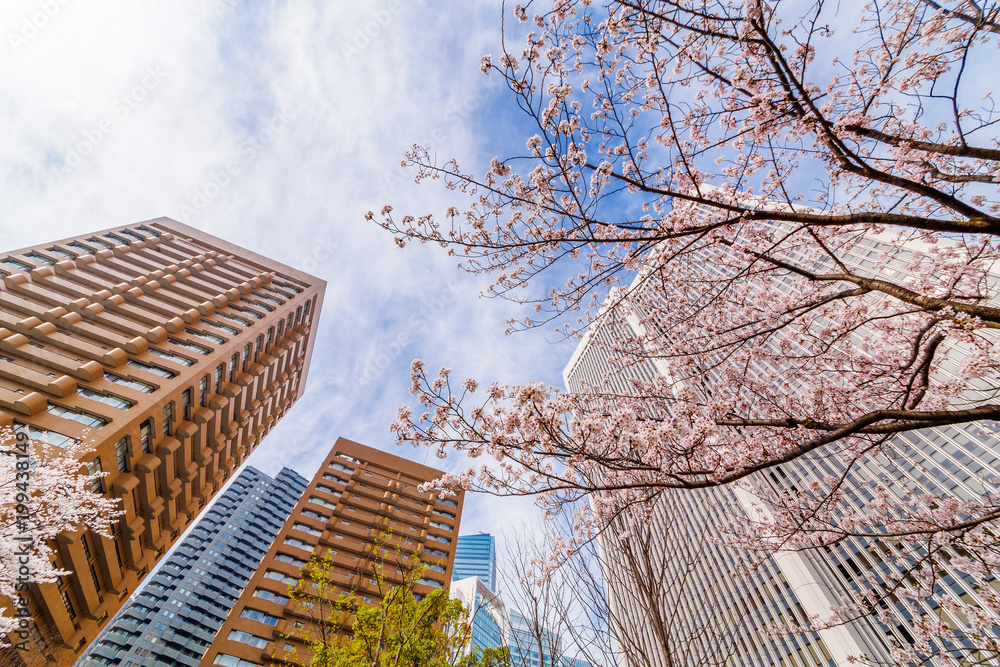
[0,0,574,541]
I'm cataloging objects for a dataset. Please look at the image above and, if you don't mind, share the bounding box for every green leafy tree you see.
[280,529,509,667]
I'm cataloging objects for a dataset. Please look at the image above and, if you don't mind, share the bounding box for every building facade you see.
[0,218,324,664]
[452,533,497,591]
[78,465,307,667]
[563,221,1000,665]
[199,437,464,667]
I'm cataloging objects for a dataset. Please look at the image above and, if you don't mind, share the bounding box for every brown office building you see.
[0,218,324,665]
[200,437,464,667]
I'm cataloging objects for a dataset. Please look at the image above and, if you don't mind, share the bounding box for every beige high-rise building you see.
[0,218,324,665]
[200,437,464,667]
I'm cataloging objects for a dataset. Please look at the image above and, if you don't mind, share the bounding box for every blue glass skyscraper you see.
[452,532,497,591]
[78,466,307,667]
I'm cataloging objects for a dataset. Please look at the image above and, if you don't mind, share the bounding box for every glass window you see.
[140,419,153,454]
[68,241,96,255]
[215,364,225,393]
[136,225,160,238]
[182,388,193,421]
[199,375,209,407]
[230,354,238,383]
[2,258,33,272]
[77,387,133,410]
[13,422,77,449]
[265,328,273,354]
[254,336,263,363]
[147,348,194,367]
[48,247,76,260]
[167,337,210,356]
[27,252,54,266]
[203,320,240,336]
[88,237,114,249]
[216,311,252,327]
[115,437,131,472]
[86,457,104,493]
[105,372,155,393]
[127,359,176,380]
[162,402,174,437]
[47,404,107,428]
[185,328,225,346]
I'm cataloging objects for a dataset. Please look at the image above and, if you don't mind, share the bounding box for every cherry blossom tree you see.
[0,426,121,647]
[370,0,1000,663]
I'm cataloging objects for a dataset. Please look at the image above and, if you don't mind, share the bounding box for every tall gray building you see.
[77,465,307,667]
[564,221,1000,666]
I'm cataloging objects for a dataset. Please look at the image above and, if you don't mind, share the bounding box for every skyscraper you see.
[0,218,324,664]
[564,222,1000,665]
[199,437,464,667]
[452,533,497,590]
[78,465,307,667]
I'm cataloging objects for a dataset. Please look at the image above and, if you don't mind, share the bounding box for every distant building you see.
[199,437,465,667]
[451,576,591,667]
[452,533,497,590]
[451,576,506,654]
[0,219,324,664]
[78,465,307,667]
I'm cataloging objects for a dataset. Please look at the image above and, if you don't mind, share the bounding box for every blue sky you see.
[0,0,577,542]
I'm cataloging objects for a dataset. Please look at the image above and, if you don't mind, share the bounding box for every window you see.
[227,630,268,649]
[127,359,176,379]
[2,257,33,272]
[242,343,251,372]
[140,419,153,454]
[48,247,76,260]
[199,375,209,407]
[429,521,452,531]
[213,654,263,667]
[68,241,95,255]
[115,437,131,472]
[216,311,252,327]
[105,372,155,394]
[417,577,443,589]
[276,281,303,294]
[60,590,76,620]
[162,402,174,437]
[147,348,193,367]
[185,328,226,346]
[230,354,238,383]
[86,458,104,493]
[77,387,133,410]
[182,389,193,421]
[252,588,289,604]
[203,319,240,336]
[438,498,459,508]
[47,404,107,428]
[303,299,311,317]
[27,252,54,265]
[136,225,160,238]
[287,314,293,330]
[254,335,263,362]
[292,523,322,537]
[120,229,146,242]
[276,319,284,336]
[88,237,114,249]
[215,364,225,393]
[241,297,274,312]
[295,306,302,323]
[265,328,273,354]
[263,570,297,585]
[167,338,211,356]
